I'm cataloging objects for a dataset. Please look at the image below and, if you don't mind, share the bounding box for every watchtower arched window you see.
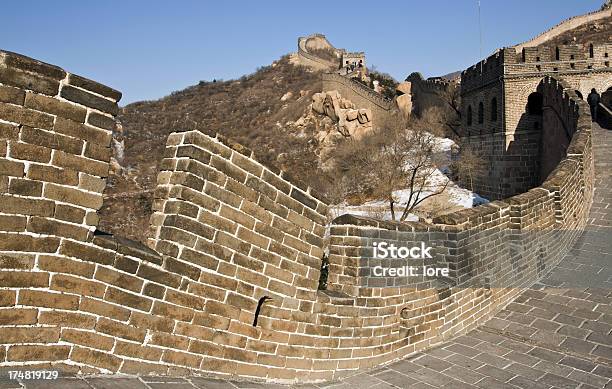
[467,105,473,126]
[478,102,484,124]
[555,47,560,61]
[527,92,543,115]
[589,44,594,58]
[491,97,498,122]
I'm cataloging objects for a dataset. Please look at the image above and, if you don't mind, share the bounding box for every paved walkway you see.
[2,124,611,388]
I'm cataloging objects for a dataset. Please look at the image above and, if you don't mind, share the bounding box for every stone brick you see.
[3,52,66,79]
[0,290,16,306]
[114,340,163,361]
[0,102,54,129]
[164,257,200,281]
[95,318,146,342]
[0,66,60,96]
[61,329,114,351]
[219,204,255,229]
[11,142,53,165]
[38,255,95,278]
[163,215,214,241]
[197,209,237,234]
[8,178,43,196]
[153,301,194,322]
[0,158,24,176]
[0,233,59,252]
[130,311,175,333]
[24,92,87,122]
[45,183,104,209]
[120,360,168,375]
[158,226,197,248]
[231,151,263,177]
[39,313,96,333]
[0,271,49,287]
[7,345,69,362]
[105,287,153,312]
[0,252,34,269]
[0,327,59,343]
[165,289,205,311]
[51,150,109,177]
[86,112,116,132]
[55,204,86,223]
[210,155,247,183]
[60,240,115,265]
[70,346,121,372]
[79,173,107,193]
[0,122,19,139]
[19,290,79,310]
[67,74,122,101]
[27,163,79,185]
[0,85,25,105]
[143,283,166,299]
[84,143,111,162]
[54,117,112,145]
[0,214,27,232]
[27,217,90,240]
[162,350,202,369]
[114,255,140,274]
[61,85,118,115]
[80,297,130,322]
[137,264,181,288]
[21,126,84,155]
[94,267,143,293]
[0,308,38,325]
[51,274,106,298]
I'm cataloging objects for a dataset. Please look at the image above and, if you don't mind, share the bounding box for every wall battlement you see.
[461,43,612,94]
[405,72,451,92]
[0,50,595,383]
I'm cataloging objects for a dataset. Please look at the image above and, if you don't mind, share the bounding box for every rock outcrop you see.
[311,90,372,139]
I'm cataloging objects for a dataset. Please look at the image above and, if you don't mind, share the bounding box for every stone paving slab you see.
[3,125,611,389]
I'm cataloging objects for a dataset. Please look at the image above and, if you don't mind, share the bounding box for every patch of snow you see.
[330,132,488,222]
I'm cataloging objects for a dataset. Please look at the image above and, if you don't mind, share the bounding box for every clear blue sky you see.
[1,0,603,104]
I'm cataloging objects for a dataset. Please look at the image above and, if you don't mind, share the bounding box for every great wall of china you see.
[297,34,402,129]
[0,29,604,383]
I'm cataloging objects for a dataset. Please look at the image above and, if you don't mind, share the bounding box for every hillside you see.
[535,15,611,48]
[99,55,326,241]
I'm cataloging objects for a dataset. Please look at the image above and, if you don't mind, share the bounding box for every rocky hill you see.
[99,55,328,241]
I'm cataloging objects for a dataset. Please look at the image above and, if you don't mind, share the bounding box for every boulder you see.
[357,109,371,124]
[312,92,325,114]
[396,94,413,119]
[396,81,412,95]
[345,109,358,121]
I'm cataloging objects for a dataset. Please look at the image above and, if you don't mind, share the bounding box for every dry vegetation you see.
[99,56,326,241]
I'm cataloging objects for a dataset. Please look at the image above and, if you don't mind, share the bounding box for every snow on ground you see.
[330,134,489,222]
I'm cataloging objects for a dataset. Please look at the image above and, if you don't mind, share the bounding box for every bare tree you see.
[334,119,450,222]
[451,145,486,192]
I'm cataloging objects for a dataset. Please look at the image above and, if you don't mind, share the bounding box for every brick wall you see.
[405,72,454,117]
[0,49,595,384]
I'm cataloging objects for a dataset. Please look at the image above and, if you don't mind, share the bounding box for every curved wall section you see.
[0,49,596,384]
